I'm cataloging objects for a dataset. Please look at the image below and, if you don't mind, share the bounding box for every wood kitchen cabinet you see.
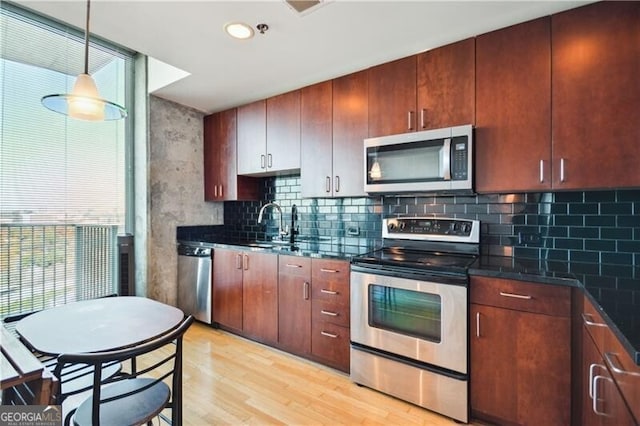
[332,71,368,197]
[301,72,367,198]
[266,90,301,174]
[580,295,638,425]
[368,56,417,137]
[212,248,244,333]
[237,91,301,176]
[277,255,311,356]
[203,109,259,201]
[470,276,571,425]
[300,81,333,198]
[475,17,552,193]
[310,259,350,372]
[242,250,279,345]
[416,38,475,130]
[368,40,475,139]
[551,1,640,190]
[237,100,267,175]
[212,247,278,344]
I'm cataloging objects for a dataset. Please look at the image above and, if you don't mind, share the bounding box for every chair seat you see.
[72,378,170,426]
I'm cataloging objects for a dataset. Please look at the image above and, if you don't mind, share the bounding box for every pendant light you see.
[41,0,127,121]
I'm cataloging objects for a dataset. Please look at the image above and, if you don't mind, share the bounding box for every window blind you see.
[0,3,134,318]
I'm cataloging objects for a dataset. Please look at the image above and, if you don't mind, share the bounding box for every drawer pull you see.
[589,363,605,398]
[499,291,532,300]
[286,263,302,268]
[476,312,481,338]
[320,268,339,273]
[320,289,338,295]
[582,313,607,328]
[604,352,640,377]
[320,331,338,339]
[303,282,310,300]
[321,310,338,317]
[592,375,611,416]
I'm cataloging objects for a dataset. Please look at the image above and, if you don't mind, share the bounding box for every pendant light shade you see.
[41,0,127,121]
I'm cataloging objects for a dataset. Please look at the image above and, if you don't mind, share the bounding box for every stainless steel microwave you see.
[364,124,473,194]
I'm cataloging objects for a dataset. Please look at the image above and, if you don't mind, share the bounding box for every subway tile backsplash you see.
[218,176,639,316]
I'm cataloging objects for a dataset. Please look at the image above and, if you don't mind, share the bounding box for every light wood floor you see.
[176,321,472,426]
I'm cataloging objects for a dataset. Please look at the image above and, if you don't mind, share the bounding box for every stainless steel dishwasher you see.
[177,242,212,324]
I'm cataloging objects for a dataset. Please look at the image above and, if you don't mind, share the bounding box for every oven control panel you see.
[383,217,480,243]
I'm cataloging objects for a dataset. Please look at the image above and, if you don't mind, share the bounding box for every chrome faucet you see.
[257,202,288,240]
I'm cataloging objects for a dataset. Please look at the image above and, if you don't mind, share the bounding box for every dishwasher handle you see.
[177,243,211,257]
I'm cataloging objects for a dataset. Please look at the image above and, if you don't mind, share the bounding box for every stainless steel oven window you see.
[368,284,442,343]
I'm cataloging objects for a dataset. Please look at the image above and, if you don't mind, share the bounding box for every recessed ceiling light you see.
[224,22,254,40]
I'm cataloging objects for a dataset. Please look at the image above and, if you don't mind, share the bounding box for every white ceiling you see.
[15,0,591,114]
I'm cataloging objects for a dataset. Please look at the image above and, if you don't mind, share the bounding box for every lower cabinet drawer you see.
[311,321,350,372]
[312,300,349,328]
[471,276,571,317]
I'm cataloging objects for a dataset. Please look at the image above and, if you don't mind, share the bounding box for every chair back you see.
[55,315,194,426]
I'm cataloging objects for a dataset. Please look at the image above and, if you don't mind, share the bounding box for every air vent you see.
[284,0,329,16]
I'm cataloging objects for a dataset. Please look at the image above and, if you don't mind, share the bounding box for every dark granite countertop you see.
[178,235,639,365]
[470,255,640,365]
[177,238,364,261]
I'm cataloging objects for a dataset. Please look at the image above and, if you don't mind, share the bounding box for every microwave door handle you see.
[442,138,452,180]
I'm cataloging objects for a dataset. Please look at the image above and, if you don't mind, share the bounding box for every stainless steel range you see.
[350,217,480,423]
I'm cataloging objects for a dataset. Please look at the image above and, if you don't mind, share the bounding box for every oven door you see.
[350,267,468,374]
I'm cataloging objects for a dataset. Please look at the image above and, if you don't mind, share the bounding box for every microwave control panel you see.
[450,136,468,181]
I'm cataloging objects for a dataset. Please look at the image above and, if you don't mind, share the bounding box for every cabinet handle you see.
[235,254,243,270]
[499,291,532,300]
[335,176,340,193]
[303,282,310,300]
[476,312,480,337]
[320,289,338,295]
[320,268,339,273]
[592,375,611,416]
[214,185,218,197]
[267,153,273,168]
[604,352,640,377]
[407,111,414,130]
[582,313,607,328]
[243,254,249,270]
[261,154,266,169]
[560,158,566,182]
[219,185,223,198]
[589,363,606,398]
[539,160,544,183]
[286,263,302,268]
[320,331,338,338]
[420,108,426,129]
[325,176,331,193]
[321,310,338,317]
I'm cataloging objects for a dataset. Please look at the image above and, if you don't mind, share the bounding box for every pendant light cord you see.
[83,0,90,74]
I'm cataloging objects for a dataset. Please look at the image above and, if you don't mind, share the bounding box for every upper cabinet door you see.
[552,2,640,190]
[368,56,417,137]
[333,70,368,197]
[266,90,301,174]
[417,38,475,130]
[475,17,552,193]
[301,81,333,198]
[237,100,267,175]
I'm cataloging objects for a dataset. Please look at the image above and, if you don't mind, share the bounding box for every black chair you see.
[55,315,194,426]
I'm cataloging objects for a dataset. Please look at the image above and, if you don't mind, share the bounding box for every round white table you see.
[16,296,184,355]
